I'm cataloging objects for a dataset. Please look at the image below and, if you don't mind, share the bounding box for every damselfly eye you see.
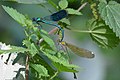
[32,18,36,21]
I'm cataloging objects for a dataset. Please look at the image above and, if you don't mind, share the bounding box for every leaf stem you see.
[50,70,59,80]
[71,30,91,33]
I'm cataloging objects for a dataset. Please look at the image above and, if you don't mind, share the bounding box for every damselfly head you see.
[32,17,41,22]
[32,17,37,21]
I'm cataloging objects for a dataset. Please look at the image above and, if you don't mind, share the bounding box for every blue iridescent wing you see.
[43,10,68,22]
[50,10,68,21]
[42,15,57,24]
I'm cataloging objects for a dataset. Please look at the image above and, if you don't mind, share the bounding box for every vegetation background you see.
[0,0,120,80]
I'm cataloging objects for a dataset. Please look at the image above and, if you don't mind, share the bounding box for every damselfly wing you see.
[61,42,95,58]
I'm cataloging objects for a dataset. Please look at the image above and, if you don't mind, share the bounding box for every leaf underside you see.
[98,1,120,38]
[88,19,119,48]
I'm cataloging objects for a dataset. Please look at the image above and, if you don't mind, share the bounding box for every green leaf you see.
[41,48,79,72]
[30,54,56,76]
[66,8,82,15]
[98,0,107,3]
[30,43,39,56]
[23,40,39,56]
[30,63,49,77]
[98,1,120,38]
[53,62,78,72]
[40,30,57,51]
[2,5,27,26]
[2,0,46,4]
[59,0,68,9]
[60,18,70,25]
[88,19,119,48]
[0,46,29,54]
[48,0,58,9]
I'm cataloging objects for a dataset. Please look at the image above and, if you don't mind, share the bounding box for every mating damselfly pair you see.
[32,10,67,42]
[32,10,94,58]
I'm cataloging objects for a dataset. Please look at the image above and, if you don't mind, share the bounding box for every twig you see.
[48,27,58,34]
[25,55,29,80]
[77,2,88,11]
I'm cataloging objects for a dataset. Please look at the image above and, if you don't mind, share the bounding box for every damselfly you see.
[32,10,68,42]
[60,41,95,58]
